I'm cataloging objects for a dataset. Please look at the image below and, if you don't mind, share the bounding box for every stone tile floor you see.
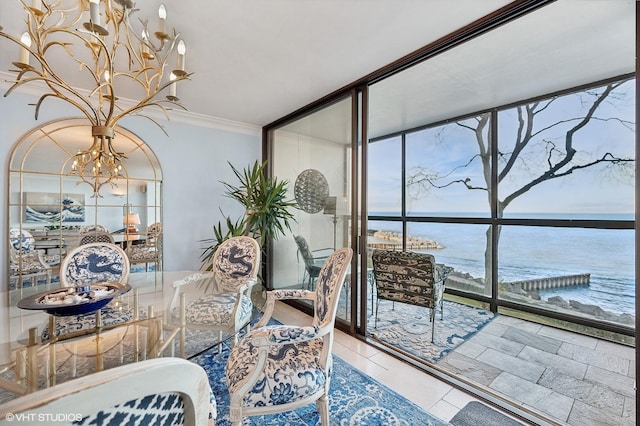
[438,314,636,425]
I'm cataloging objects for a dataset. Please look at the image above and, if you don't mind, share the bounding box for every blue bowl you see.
[17,283,132,317]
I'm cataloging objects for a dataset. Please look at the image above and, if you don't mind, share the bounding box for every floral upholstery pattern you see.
[225,247,352,425]
[179,293,252,326]
[226,334,326,408]
[126,222,162,269]
[371,250,445,342]
[9,253,48,275]
[42,307,135,341]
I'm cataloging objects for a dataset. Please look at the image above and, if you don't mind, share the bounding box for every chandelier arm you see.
[110,73,191,124]
[33,92,97,124]
[124,66,163,92]
[131,114,170,137]
[0,29,102,124]
[74,27,117,125]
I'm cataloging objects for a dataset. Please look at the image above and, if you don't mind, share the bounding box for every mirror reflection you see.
[8,118,162,303]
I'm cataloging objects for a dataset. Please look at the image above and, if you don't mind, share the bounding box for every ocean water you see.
[369,215,635,315]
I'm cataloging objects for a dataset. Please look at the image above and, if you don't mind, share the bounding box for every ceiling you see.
[0,1,635,136]
[0,0,514,127]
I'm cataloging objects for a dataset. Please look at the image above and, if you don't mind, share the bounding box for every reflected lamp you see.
[124,213,141,234]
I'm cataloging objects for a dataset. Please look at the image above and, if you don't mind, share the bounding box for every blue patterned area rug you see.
[192,343,448,426]
[369,300,495,364]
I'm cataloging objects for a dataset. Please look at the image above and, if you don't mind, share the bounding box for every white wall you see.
[0,84,261,287]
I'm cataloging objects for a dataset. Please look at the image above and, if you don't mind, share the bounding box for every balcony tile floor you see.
[273,299,636,425]
[436,314,635,425]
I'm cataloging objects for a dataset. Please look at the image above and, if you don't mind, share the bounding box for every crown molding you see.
[0,71,261,137]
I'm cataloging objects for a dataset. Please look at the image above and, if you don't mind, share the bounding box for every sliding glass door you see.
[269,96,359,324]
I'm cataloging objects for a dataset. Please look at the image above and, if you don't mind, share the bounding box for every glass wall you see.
[266,1,635,422]
[367,77,635,330]
[270,96,354,322]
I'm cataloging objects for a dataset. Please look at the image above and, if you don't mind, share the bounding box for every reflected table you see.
[0,271,263,402]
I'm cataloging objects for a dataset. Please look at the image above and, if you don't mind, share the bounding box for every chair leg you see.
[375,299,380,328]
[430,309,436,343]
[317,394,329,425]
[229,406,243,426]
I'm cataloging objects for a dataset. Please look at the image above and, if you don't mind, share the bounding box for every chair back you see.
[79,224,109,234]
[0,358,214,425]
[372,250,437,307]
[147,221,162,235]
[79,231,115,245]
[294,235,315,269]
[145,222,162,248]
[60,242,130,287]
[313,247,353,327]
[9,228,35,252]
[212,236,261,291]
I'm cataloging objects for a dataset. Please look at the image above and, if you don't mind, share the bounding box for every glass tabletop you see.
[0,271,264,402]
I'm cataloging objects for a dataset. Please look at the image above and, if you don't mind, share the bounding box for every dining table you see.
[0,270,261,403]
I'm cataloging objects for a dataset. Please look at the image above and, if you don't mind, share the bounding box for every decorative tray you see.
[17,283,132,316]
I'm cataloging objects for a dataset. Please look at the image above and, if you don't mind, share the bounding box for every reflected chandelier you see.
[0,0,192,196]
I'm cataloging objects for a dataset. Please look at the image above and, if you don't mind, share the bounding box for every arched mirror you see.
[8,118,162,299]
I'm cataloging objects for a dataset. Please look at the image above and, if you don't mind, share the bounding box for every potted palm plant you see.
[200,160,298,271]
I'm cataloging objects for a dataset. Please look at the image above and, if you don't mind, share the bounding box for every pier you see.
[506,273,590,292]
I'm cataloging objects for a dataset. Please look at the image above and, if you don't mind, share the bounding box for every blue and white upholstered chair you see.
[225,247,353,426]
[168,236,261,355]
[126,221,162,271]
[42,242,131,341]
[8,228,52,289]
[0,358,216,425]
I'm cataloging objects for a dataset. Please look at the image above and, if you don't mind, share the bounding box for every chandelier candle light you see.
[0,0,193,196]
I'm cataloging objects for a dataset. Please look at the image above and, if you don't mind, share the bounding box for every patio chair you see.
[225,247,352,426]
[294,235,333,289]
[0,357,215,425]
[168,236,261,354]
[371,250,445,343]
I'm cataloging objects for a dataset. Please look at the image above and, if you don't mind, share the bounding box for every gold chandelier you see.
[0,0,192,196]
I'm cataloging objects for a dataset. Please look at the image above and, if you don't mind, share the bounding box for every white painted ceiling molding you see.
[0,71,261,136]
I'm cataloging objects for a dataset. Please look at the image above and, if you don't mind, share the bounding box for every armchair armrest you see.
[250,325,324,347]
[270,289,316,301]
[312,248,333,260]
[254,289,316,328]
[172,272,216,288]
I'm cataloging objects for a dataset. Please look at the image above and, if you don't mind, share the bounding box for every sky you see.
[368,79,635,217]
